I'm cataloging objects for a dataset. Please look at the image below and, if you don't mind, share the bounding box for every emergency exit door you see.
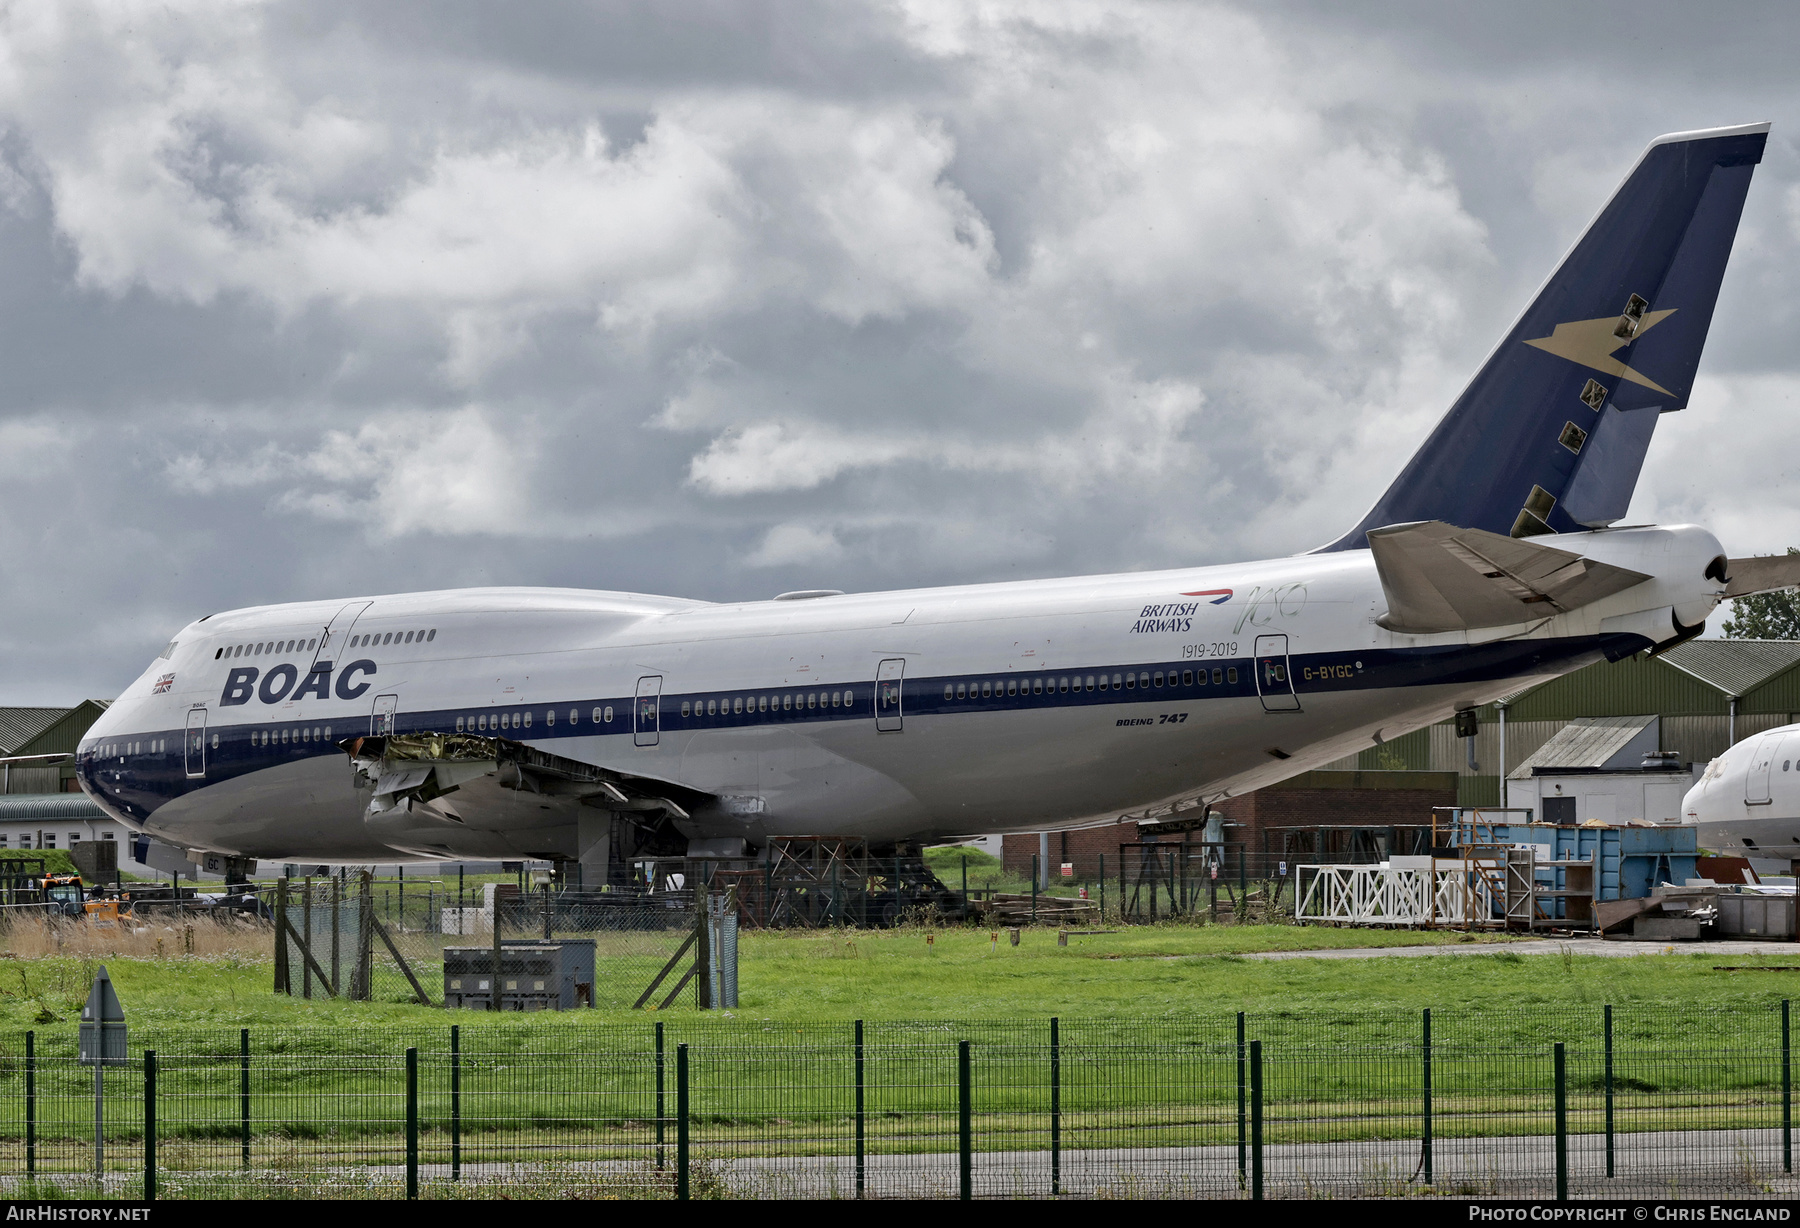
[184,707,207,778]
[876,659,905,732]
[1254,634,1301,713]
[370,693,398,737]
[635,676,662,747]
[1745,734,1791,804]
[312,600,372,673]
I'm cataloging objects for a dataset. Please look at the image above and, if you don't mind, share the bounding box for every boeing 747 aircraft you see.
[48,123,1800,881]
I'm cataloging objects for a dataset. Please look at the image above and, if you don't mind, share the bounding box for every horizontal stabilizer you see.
[1724,555,1800,597]
[1369,521,1651,633]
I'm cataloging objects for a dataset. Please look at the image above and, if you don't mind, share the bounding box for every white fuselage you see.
[78,524,1726,862]
[1682,722,1800,857]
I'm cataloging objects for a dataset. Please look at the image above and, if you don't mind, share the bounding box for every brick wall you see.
[999,771,1458,881]
[1001,822,1142,881]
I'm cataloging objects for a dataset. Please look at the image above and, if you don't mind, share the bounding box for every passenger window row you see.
[217,637,317,660]
[212,629,438,661]
[252,726,332,747]
[455,706,614,735]
[351,629,436,649]
[942,667,1233,701]
[680,691,855,719]
[95,740,169,758]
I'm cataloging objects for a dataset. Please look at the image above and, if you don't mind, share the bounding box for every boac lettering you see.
[221,667,258,706]
[221,660,378,705]
[259,663,299,704]
[336,659,377,701]
[292,664,333,702]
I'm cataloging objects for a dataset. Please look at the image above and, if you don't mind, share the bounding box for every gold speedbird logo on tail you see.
[1522,294,1677,394]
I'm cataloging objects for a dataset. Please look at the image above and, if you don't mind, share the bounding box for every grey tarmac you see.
[1241,938,1800,961]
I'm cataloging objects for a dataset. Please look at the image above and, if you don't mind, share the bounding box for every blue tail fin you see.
[1320,123,1768,552]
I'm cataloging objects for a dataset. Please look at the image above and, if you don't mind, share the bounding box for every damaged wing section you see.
[1723,554,1800,598]
[1368,520,1651,634]
[340,731,704,852]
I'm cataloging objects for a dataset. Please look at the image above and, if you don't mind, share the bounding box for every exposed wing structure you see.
[1368,520,1651,633]
[339,732,707,855]
[1724,555,1800,598]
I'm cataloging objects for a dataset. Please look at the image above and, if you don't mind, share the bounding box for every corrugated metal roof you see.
[1508,715,1658,779]
[0,708,70,755]
[0,794,113,821]
[1659,640,1800,697]
[10,700,111,757]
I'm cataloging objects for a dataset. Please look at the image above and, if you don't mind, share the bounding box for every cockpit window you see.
[158,641,178,660]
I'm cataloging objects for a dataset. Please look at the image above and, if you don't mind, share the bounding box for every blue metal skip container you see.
[1448,812,1698,902]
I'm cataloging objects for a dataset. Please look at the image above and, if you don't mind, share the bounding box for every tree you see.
[1721,547,1800,639]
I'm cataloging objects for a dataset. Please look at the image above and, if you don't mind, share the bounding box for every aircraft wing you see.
[1724,555,1800,597]
[1367,520,1651,633]
[340,731,708,828]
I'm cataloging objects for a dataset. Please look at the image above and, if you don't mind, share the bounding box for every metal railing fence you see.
[0,1003,1792,1199]
[268,877,705,1010]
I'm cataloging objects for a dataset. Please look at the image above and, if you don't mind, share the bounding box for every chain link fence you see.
[0,1002,1794,1199]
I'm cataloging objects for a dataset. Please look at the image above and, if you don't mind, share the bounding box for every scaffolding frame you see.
[1294,856,1506,927]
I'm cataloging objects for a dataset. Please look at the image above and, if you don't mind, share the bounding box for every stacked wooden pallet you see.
[970,893,1100,926]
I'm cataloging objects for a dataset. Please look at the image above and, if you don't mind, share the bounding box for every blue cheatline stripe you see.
[80,630,1652,822]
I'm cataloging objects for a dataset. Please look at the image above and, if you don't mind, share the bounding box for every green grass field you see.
[1,923,1791,1041]
[1,923,1792,1199]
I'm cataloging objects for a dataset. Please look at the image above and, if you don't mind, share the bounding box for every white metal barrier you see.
[1295,857,1503,927]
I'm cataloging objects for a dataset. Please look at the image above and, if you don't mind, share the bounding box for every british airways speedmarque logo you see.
[1130,589,1231,634]
[219,659,377,706]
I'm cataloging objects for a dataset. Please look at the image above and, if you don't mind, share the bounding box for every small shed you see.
[1505,716,1695,826]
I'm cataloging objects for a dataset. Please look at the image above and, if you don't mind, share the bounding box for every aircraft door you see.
[184,707,207,778]
[371,694,399,737]
[312,600,372,672]
[876,659,905,732]
[1253,635,1301,713]
[635,676,662,747]
[1745,734,1787,804]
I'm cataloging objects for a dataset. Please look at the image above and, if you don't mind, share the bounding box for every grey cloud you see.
[2,2,1798,704]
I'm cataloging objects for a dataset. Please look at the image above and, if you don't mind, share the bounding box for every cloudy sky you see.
[3,1,1799,704]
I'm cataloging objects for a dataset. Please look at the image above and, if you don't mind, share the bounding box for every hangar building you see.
[0,701,136,857]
